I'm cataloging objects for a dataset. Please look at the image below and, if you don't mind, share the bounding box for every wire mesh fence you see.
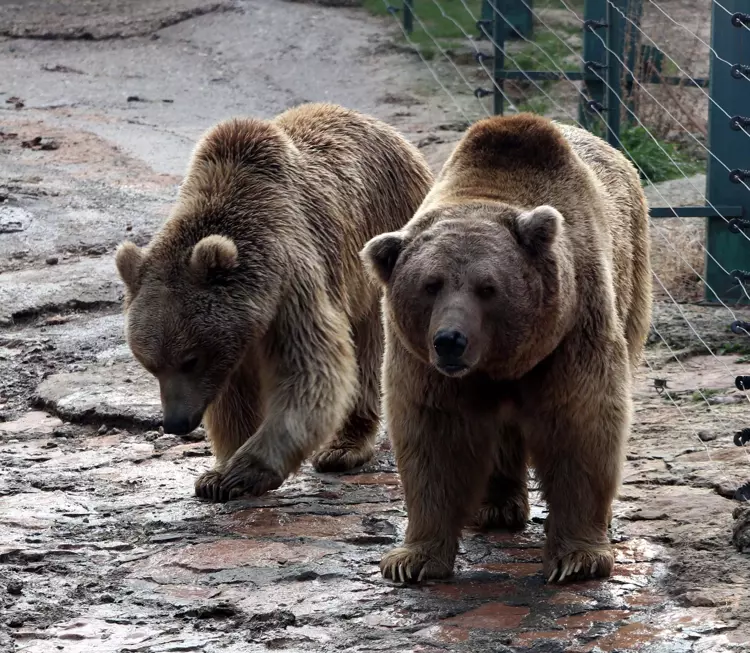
[379,0,750,496]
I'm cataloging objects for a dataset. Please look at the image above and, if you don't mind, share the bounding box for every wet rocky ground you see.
[2,1,750,652]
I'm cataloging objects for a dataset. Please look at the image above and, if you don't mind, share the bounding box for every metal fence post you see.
[481,0,532,41]
[704,1,750,304]
[492,0,506,115]
[579,0,606,129]
[623,0,643,125]
[605,0,626,148]
[403,0,413,34]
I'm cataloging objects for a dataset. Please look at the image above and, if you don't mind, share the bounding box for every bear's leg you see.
[194,364,262,501]
[380,403,495,583]
[209,291,359,502]
[528,391,628,584]
[470,427,529,532]
[311,311,381,473]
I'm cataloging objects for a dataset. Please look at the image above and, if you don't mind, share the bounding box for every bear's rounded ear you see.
[190,235,239,281]
[514,205,563,254]
[360,231,406,284]
[115,241,144,292]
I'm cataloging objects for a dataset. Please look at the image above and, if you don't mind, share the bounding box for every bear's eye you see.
[476,285,496,299]
[179,356,199,374]
[424,280,443,296]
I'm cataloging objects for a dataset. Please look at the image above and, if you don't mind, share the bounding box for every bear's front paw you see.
[471,493,529,532]
[380,546,454,584]
[195,456,284,503]
[219,459,284,501]
[544,546,614,584]
[311,442,375,473]
[195,469,225,502]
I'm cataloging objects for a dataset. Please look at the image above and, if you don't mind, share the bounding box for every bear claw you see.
[545,548,612,584]
[194,469,225,502]
[380,546,453,584]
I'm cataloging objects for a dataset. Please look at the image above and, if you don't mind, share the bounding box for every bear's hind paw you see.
[380,546,454,584]
[471,495,529,532]
[311,442,375,473]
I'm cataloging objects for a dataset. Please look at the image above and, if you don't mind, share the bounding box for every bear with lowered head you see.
[361,113,651,583]
[115,103,433,502]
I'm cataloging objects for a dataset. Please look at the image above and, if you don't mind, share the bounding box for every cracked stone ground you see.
[1,1,750,652]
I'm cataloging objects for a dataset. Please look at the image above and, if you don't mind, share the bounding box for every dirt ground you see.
[2,1,750,652]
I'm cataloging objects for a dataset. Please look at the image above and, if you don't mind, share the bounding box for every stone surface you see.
[0,257,123,323]
[1,0,748,652]
[35,362,161,428]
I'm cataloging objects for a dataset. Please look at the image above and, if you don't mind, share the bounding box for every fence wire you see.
[381,0,750,492]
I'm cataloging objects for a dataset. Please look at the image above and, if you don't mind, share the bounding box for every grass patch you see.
[362,0,483,56]
[716,341,750,356]
[587,123,704,184]
[690,388,722,403]
[364,0,703,186]
[517,95,552,114]
[619,126,704,183]
[364,0,584,64]
[506,29,579,71]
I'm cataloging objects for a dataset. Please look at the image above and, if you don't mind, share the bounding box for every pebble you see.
[45,256,59,265]
[7,581,23,595]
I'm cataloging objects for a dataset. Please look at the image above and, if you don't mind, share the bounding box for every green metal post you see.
[579,0,606,129]
[481,0,532,41]
[704,1,750,304]
[480,0,492,39]
[403,0,413,34]
[622,0,643,126]
[605,0,626,148]
[492,0,506,115]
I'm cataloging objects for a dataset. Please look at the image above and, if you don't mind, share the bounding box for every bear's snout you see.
[433,328,469,372]
[162,410,203,436]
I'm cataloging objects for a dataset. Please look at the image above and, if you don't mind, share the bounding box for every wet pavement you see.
[2,1,750,651]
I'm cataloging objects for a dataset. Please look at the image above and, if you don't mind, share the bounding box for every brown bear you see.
[361,113,651,584]
[114,103,433,502]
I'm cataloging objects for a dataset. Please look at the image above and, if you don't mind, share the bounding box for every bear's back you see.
[556,123,651,349]
[272,104,434,317]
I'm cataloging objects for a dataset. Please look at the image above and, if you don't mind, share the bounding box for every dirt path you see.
[1,1,750,652]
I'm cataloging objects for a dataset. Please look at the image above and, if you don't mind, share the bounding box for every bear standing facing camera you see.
[361,114,651,583]
[115,103,433,502]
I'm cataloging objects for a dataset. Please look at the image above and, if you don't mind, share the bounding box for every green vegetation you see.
[716,341,750,356]
[690,388,721,403]
[362,0,483,58]
[516,95,551,114]
[362,0,703,185]
[619,126,705,184]
[506,28,580,72]
[363,0,583,62]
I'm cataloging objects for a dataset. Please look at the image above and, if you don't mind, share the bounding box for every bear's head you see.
[361,203,572,380]
[115,233,282,435]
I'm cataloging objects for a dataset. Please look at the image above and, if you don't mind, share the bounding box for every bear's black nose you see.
[433,329,468,359]
[162,412,201,436]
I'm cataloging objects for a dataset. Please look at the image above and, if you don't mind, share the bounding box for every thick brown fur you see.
[115,103,433,502]
[361,113,651,584]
